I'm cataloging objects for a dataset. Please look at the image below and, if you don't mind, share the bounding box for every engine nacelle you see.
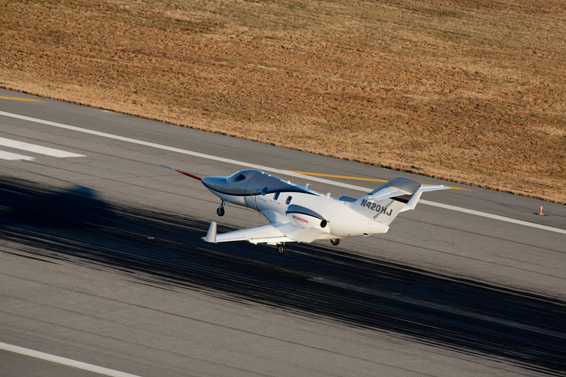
[288,213,328,229]
[286,205,327,229]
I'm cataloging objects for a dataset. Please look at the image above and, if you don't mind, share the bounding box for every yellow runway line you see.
[0,96,45,103]
[288,170,470,190]
[289,170,388,183]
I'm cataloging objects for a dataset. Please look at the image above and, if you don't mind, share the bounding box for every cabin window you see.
[286,196,292,205]
[230,173,246,182]
[274,192,280,200]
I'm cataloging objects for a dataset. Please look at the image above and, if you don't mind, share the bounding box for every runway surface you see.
[1,89,565,376]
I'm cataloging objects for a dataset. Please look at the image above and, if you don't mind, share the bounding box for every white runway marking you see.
[421,200,565,234]
[0,342,142,377]
[0,150,35,161]
[1,110,564,235]
[0,137,84,158]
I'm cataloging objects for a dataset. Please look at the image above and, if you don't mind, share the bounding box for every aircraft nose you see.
[201,176,228,193]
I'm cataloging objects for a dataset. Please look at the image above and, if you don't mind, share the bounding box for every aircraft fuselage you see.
[202,169,389,238]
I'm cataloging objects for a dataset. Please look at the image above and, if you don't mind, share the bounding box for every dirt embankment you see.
[1,0,565,203]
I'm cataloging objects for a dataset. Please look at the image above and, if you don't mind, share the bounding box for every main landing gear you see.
[331,239,340,246]
[216,201,225,217]
[277,244,287,255]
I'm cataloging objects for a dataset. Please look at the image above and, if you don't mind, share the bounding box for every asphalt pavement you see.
[1,88,565,376]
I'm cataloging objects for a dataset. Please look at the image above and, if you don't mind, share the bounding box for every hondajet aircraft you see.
[164,166,449,254]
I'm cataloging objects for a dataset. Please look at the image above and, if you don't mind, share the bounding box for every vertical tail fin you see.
[350,178,420,226]
[349,178,448,226]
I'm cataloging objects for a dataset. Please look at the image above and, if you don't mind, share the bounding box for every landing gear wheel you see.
[277,244,287,255]
[216,206,225,217]
[331,239,340,246]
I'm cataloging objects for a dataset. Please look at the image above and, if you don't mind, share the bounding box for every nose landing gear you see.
[216,201,225,217]
[330,239,340,246]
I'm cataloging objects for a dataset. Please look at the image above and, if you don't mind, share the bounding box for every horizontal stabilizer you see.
[400,185,450,212]
[368,186,414,201]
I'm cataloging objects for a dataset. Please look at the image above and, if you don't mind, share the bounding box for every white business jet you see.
[164,166,449,254]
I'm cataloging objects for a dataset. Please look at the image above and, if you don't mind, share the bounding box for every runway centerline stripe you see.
[0,342,142,377]
[1,110,564,235]
[0,137,84,158]
[0,150,35,161]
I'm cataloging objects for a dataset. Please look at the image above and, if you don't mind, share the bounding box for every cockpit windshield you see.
[229,173,247,182]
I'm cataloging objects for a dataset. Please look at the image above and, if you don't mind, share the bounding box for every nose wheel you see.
[277,244,287,255]
[330,239,340,246]
[216,201,225,217]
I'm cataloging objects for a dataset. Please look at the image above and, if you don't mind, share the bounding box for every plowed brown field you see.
[1,0,565,203]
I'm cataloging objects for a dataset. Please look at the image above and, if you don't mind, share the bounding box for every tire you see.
[277,244,287,255]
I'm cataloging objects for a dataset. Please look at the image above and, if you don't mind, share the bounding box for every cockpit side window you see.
[230,173,247,182]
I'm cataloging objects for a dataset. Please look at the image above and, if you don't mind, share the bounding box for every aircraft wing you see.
[202,221,327,245]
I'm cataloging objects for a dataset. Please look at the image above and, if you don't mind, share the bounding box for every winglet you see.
[161,164,202,181]
[202,221,217,243]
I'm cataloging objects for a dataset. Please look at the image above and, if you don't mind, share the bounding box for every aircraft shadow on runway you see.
[1,177,565,375]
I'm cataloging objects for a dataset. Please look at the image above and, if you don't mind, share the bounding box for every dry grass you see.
[1,0,565,203]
